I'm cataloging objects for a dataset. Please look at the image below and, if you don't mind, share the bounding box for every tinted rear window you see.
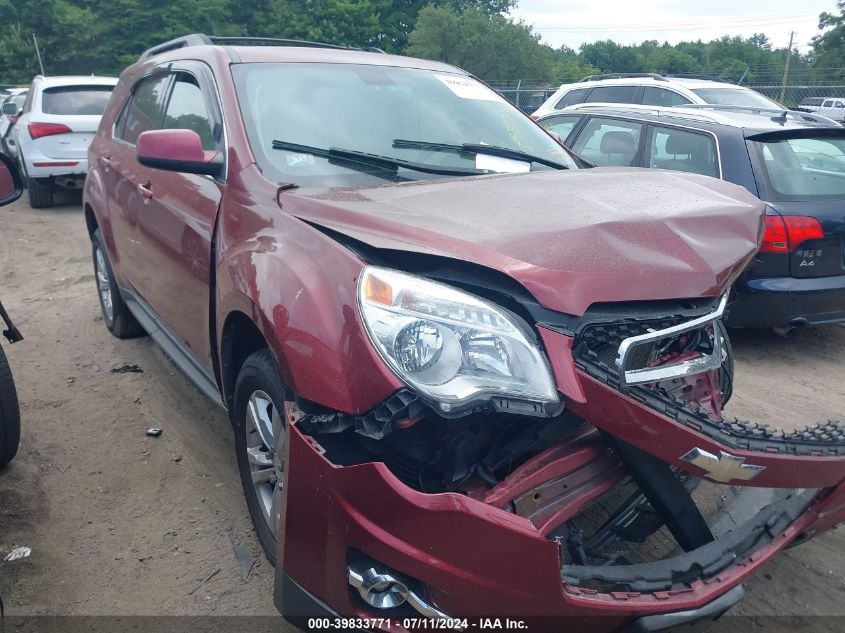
[584,85,639,104]
[691,87,781,109]
[748,134,845,201]
[41,85,114,115]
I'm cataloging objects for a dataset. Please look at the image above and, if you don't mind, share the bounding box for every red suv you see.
[83,34,845,631]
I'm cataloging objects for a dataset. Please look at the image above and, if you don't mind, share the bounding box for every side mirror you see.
[0,153,23,206]
[137,129,223,178]
[2,102,20,116]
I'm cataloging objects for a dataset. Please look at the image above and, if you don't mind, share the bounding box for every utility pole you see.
[32,34,45,76]
[779,31,795,104]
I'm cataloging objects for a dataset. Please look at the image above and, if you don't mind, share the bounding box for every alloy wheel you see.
[95,246,114,323]
[244,389,285,540]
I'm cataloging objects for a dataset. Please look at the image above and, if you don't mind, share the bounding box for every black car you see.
[538,103,845,332]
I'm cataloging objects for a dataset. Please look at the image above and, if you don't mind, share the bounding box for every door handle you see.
[137,182,153,203]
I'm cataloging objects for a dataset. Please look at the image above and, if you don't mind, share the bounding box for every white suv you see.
[5,75,117,208]
[532,73,783,118]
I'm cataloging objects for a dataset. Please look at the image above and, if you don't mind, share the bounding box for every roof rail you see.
[140,34,213,60]
[139,33,372,61]
[677,104,841,126]
[579,73,668,83]
[666,73,723,82]
[207,36,352,50]
[562,102,722,124]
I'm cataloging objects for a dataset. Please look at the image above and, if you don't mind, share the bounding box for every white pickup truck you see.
[817,97,845,123]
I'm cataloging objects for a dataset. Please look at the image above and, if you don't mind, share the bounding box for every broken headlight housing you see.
[358,266,559,413]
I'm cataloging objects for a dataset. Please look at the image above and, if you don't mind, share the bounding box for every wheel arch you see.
[220,309,284,412]
[84,202,99,237]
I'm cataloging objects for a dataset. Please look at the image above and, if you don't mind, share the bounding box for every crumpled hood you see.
[284,168,765,315]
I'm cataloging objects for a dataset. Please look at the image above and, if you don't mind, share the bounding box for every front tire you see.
[0,343,21,468]
[91,229,144,339]
[233,349,288,566]
[717,320,734,406]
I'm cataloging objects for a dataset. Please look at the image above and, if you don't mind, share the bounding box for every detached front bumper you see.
[277,422,845,632]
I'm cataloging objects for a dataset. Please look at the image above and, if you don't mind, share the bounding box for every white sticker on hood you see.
[476,153,530,173]
[435,75,504,102]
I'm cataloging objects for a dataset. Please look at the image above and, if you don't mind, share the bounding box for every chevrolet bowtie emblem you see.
[680,448,766,483]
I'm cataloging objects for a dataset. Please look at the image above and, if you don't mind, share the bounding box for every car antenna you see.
[771,110,789,125]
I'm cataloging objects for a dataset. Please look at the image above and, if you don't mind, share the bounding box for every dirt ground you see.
[0,193,843,629]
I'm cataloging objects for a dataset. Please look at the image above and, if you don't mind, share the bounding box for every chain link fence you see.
[487,79,845,113]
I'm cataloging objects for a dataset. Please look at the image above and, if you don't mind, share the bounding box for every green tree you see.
[812,1,845,79]
[375,0,516,51]
[579,40,639,74]
[0,0,99,82]
[406,4,553,80]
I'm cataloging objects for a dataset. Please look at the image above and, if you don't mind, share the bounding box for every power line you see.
[532,12,818,33]
[536,21,811,34]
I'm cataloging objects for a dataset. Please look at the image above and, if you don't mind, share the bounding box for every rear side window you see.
[162,74,216,150]
[642,87,692,107]
[116,74,170,145]
[41,85,114,115]
[570,117,643,166]
[539,115,582,142]
[648,126,718,178]
[555,87,590,109]
[584,86,639,104]
[749,134,845,200]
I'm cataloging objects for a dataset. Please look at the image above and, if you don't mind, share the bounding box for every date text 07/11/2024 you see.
[306,618,529,630]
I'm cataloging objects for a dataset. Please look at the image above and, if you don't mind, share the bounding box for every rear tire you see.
[26,177,53,209]
[0,343,21,468]
[233,349,288,566]
[92,229,144,339]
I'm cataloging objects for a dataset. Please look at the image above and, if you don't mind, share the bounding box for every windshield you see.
[691,87,782,109]
[232,62,575,187]
[748,133,845,201]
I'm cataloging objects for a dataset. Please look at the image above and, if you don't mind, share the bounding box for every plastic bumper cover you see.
[728,274,845,328]
[278,421,844,633]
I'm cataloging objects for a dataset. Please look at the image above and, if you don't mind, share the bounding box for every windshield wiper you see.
[271,140,486,178]
[392,139,569,170]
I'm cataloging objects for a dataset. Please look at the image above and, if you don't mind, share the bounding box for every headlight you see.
[357,266,559,413]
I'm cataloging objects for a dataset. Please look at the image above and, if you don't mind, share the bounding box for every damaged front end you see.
[277,265,845,632]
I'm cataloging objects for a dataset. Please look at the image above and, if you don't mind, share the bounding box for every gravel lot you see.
[0,193,843,630]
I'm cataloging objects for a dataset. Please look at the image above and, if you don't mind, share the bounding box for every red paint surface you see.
[137,129,207,163]
[281,423,844,629]
[83,46,844,628]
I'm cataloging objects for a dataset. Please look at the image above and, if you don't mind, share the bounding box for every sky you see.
[509,0,836,52]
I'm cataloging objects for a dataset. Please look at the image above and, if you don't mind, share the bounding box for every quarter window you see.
[570,117,643,166]
[648,126,718,178]
[554,87,590,109]
[116,74,170,145]
[642,87,692,107]
[539,115,582,142]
